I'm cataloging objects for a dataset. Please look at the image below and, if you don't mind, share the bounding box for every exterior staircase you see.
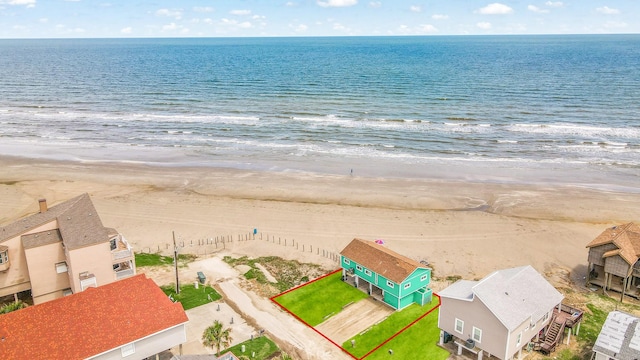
[540,316,565,354]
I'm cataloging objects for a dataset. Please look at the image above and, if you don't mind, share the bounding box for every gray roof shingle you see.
[1,193,110,250]
[593,311,640,360]
[439,266,564,331]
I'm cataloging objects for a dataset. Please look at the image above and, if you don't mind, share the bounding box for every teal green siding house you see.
[340,238,432,310]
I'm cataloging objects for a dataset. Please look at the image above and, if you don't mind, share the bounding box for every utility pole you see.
[173,231,180,294]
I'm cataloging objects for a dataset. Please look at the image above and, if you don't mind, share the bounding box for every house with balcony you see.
[0,274,188,360]
[438,266,566,360]
[0,193,136,304]
[340,238,432,310]
[586,222,640,298]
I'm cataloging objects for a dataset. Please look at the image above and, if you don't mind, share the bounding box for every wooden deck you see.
[536,304,583,354]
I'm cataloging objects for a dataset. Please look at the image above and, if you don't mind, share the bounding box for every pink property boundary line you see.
[270,269,442,360]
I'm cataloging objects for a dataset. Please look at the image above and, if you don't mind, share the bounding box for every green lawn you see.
[343,301,442,359]
[219,336,279,360]
[273,271,368,326]
[135,252,195,267]
[161,283,222,310]
[361,307,448,360]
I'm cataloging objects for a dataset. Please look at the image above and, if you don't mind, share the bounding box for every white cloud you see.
[432,14,449,20]
[477,21,492,29]
[418,24,438,33]
[230,9,251,16]
[193,6,213,13]
[528,5,549,13]
[369,1,381,8]
[203,18,213,25]
[545,1,563,7]
[221,18,253,28]
[120,27,132,34]
[286,1,297,6]
[252,14,265,20]
[156,9,182,20]
[478,3,513,15]
[4,0,36,5]
[596,6,619,15]
[38,17,48,23]
[290,23,308,32]
[603,20,627,29]
[13,25,27,30]
[410,5,421,13]
[317,0,357,8]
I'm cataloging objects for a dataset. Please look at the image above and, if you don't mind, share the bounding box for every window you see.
[356,265,363,271]
[516,332,522,346]
[404,283,411,290]
[472,327,482,343]
[386,280,394,288]
[55,262,68,273]
[364,269,372,276]
[542,312,549,322]
[420,274,428,281]
[455,318,464,334]
[0,249,8,264]
[344,258,350,265]
[121,343,135,357]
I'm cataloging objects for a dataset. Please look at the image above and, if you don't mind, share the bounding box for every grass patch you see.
[274,272,368,326]
[220,336,279,360]
[361,307,448,360]
[161,283,221,310]
[343,301,440,359]
[135,252,196,267]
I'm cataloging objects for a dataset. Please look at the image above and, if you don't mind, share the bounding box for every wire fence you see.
[137,232,341,263]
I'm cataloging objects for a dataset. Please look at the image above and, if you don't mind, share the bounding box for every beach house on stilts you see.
[586,222,640,299]
[339,238,432,310]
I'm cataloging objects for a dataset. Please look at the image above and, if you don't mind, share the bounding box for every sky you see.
[0,0,638,38]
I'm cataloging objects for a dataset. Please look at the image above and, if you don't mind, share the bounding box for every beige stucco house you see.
[586,222,640,297]
[437,266,564,360]
[0,193,135,304]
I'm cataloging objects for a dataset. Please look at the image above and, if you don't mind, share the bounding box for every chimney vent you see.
[38,199,47,213]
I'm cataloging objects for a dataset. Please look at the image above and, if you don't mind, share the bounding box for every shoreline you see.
[2,155,639,279]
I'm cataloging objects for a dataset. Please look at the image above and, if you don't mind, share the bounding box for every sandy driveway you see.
[218,280,351,360]
[315,298,393,344]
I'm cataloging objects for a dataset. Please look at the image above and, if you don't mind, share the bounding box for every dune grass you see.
[273,271,368,326]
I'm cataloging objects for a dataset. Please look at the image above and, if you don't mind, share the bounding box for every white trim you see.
[356,264,363,271]
[472,326,482,343]
[343,258,350,265]
[121,343,135,357]
[364,269,372,276]
[420,274,428,281]
[516,332,522,347]
[85,322,187,359]
[386,280,394,288]
[455,318,464,334]
[403,283,411,290]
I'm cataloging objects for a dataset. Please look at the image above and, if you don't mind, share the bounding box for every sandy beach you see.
[2,156,638,282]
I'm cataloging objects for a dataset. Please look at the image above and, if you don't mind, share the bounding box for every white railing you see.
[113,249,133,260]
[115,268,135,280]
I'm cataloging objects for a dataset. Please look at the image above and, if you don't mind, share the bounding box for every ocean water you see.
[0,35,638,189]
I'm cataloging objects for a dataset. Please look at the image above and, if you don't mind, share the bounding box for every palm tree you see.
[202,320,232,356]
[279,352,293,360]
